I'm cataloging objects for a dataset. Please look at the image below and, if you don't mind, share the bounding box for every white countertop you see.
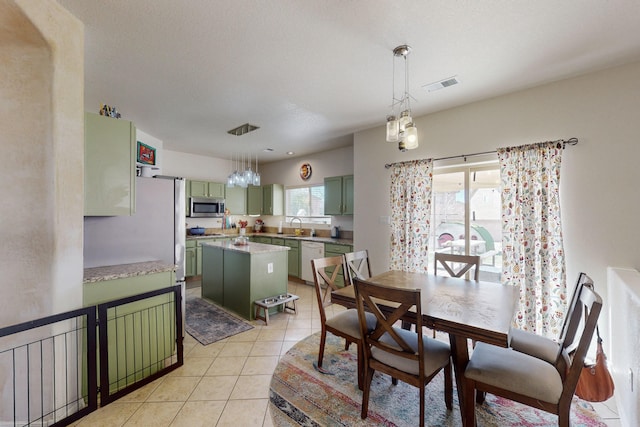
[83,261,176,283]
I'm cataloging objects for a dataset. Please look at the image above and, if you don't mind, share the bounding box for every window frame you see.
[284,184,331,225]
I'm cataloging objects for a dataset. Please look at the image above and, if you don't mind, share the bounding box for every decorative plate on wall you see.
[300,163,312,180]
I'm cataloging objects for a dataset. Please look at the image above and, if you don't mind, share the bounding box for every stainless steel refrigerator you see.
[83,176,186,282]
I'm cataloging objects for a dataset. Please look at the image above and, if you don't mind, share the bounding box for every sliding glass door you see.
[429,164,502,282]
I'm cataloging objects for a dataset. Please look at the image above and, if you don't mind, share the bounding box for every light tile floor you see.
[73,280,620,426]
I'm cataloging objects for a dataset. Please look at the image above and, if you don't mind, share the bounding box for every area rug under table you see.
[269,332,606,427]
[185,296,253,345]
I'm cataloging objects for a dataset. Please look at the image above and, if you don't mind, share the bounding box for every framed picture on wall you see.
[137,141,156,165]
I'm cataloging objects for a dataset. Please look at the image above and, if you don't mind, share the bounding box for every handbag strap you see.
[595,324,602,344]
[583,280,603,344]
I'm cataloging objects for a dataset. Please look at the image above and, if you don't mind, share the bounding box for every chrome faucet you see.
[290,217,302,234]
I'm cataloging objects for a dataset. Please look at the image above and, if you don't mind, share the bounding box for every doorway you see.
[429,164,502,282]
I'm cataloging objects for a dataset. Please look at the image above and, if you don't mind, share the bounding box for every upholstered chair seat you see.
[466,342,564,403]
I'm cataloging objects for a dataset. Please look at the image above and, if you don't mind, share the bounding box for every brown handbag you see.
[574,326,615,402]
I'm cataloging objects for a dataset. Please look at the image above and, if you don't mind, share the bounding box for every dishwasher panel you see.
[301,241,325,283]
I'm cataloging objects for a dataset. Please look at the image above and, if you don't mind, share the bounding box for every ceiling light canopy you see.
[227,123,260,136]
[385,44,419,151]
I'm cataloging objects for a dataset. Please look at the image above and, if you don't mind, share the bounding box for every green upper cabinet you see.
[263,183,284,216]
[247,185,263,215]
[324,175,353,215]
[342,175,354,215]
[189,180,225,199]
[225,186,247,215]
[186,180,225,216]
[84,112,136,216]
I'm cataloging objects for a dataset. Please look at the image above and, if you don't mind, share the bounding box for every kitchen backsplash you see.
[187,215,352,237]
[187,225,352,240]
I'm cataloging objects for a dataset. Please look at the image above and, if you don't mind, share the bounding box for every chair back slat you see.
[353,278,423,362]
[345,250,372,286]
[558,283,602,395]
[434,253,480,280]
[559,272,593,351]
[311,256,346,318]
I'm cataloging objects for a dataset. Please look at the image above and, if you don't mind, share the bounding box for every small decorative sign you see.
[137,141,156,165]
[300,163,312,180]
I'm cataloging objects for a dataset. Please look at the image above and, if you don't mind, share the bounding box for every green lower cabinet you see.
[201,245,288,320]
[186,241,197,277]
[83,271,176,394]
[196,238,218,275]
[284,239,300,278]
[271,238,299,278]
[202,245,224,305]
[252,236,272,244]
[324,243,353,287]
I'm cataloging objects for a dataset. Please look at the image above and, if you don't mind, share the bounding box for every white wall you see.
[354,60,640,345]
[260,145,353,186]
[163,149,230,182]
[1,0,84,421]
[0,0,84,324]
[161,145,354,230]
[260,145,354,230]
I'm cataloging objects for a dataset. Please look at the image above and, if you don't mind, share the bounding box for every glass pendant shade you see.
[384,45,420,152]
[386,115,399,142]
[403,123,419,150]
[398,110,412,133]
[253,173,261,186]
[227,174,235,188]
[243,168,253,183]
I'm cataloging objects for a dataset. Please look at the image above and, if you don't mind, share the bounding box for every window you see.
[429,163,502,282]
[285,185,330,224]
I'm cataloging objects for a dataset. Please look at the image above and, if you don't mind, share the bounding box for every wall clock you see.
[300,163,312,180]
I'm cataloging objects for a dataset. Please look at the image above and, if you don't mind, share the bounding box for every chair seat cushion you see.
[325,308,376,339]
[509,327,560,364]
[371,326,451,376]
[465,342,563,403]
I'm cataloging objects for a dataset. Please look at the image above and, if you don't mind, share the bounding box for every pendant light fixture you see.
[385,44,419,151]
[226,152,261,188]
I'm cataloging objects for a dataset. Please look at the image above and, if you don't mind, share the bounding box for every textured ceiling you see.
[57,0,640,162]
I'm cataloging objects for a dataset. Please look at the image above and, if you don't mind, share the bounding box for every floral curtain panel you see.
[498,141,567,337]
[389,159,433,273]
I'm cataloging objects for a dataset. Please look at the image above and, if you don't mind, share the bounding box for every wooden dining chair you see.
[311,256,376,389]
[344,250,372,286]
[464,280,603,427]
[434,252,480,280]
[509,272,593,364]
[353,277,453,427]
[431,252,481,338]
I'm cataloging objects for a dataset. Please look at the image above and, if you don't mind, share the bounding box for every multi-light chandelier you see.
[385,44,419,151]
[226,153,260,188]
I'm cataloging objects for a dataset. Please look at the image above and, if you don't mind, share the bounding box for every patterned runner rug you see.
[269,332,606,426]
[185,296,253,345]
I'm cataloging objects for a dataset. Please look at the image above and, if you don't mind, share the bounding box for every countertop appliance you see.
[189,197,225,218]
[331,226,340,238]
[301,241,324,283]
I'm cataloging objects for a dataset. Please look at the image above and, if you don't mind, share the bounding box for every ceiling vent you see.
[422,76,460,92]
[227,123,260,136]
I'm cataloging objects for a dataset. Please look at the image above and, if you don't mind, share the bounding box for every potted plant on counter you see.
[238,220,248,235]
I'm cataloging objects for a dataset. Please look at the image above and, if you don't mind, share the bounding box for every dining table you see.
[331,270,519,427]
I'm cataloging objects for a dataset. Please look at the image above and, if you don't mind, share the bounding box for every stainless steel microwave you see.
[189,197,225,218]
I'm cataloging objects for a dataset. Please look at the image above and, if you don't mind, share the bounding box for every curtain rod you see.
[384,137,579,169]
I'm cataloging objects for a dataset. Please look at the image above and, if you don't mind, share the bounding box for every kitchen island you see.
[201,240,289,320]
